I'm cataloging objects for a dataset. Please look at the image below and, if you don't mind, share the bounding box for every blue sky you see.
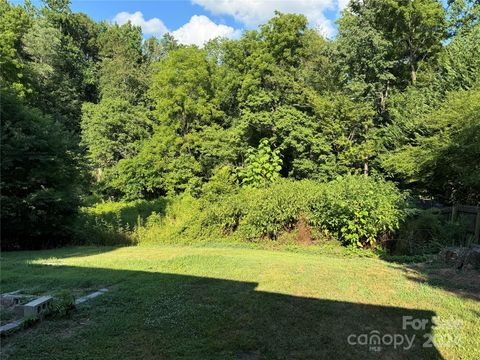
[15,0,350,45]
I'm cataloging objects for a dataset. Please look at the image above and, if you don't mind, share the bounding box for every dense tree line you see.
[1,0,479,249]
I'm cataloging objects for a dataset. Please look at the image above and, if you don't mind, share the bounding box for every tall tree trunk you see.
[411,63,417,85]
[363,160,369,176]
[379,81,389,114]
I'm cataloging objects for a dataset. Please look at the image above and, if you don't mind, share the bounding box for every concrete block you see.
[75,288,108,305]
[1,294,25,307]
[22,296,53,317]
[0,319,25,336]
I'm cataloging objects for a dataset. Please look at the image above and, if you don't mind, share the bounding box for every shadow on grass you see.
[0,246,121,263]
[380,254,480,302]
[398,262,480,302]
[1,263,444,359]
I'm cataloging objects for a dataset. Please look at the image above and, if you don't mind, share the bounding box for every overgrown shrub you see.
[307,176,408,247]
[76,176,407,248]
[133,195,204,244]
[201,180,315,239]
[73,198,168,245]
[394,208,471,255]
[200,165,237,201]
[199,175,407,247]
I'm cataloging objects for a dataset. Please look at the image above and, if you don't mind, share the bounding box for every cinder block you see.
[0,294,25,307]
[75,288,108,305]
[0,319,25,335]
[22,296,53,317]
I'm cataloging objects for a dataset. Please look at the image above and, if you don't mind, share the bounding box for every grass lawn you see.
[1,245,479,359]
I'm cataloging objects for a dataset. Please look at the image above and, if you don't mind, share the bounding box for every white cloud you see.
[113,11,168,37]
[113,12,240,47]
[338,0,351,11]
[191,0,346,38]
[172,15,241,46]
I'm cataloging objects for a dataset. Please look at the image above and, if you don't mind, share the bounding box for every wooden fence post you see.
[451,205,458,222]
[475,207,480,245]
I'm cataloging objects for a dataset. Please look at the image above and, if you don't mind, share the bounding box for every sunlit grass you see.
[1,245,479,359]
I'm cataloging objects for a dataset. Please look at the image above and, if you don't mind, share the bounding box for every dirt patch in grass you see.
[403,262,480,300]
[296,216,313,245]
[58,317,92,339]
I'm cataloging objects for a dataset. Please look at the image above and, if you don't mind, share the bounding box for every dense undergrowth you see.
[74,174,471,255]
[75,175,406,248]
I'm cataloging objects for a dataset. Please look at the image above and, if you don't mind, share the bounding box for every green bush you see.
[76,176,407,248]
[133,195,204,245]
[73,198,168,245]
[200,175,407,247]
[395,208,471,255]
[307,176,407,247]
[200,165,237,201]
[239,138,282,188]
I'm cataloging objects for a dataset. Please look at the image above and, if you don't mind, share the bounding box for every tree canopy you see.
[1,0,479,248]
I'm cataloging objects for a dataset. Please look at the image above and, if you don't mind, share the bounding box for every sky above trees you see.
[14,0,349,45]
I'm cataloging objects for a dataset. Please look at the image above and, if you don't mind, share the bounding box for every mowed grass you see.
[1,245,479,359]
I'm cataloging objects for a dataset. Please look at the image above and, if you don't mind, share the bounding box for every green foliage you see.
[0,0,31,96]
[2,2,479,251]
[74,176,405,248]
[309,93,376,178]
[307,175,408,247]
[81,98,152,170]
[185,125,242,178]
[260,11,308,68]
[104,126,202,199]
[382,89,480,204]
[0,91,80,249]
[201,176,406,247]
[336,4,395,112]
[74,195,203,245]
[97,22,147,103]
[301,30,339,93]
[201,165,237,200]
[133,195,203,245]
[440,21,480,91]
[51,289,75,317]
[446,0,480,36]
[149,47,221,136]
[201,180,309,240]
[20,13,99,130]
[73,198,168,245]
[240,138,282,187]
[395,209,470,255]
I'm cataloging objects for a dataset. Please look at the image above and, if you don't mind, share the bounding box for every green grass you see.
[1,245,479,359]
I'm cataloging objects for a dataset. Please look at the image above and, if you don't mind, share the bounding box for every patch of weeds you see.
[51,290,75,317]
[0,308,17,326]
[382,254,434,264]
[22,314,39,329]
[343,245,378,258]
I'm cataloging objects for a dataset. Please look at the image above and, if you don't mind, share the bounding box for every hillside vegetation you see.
[1,0,479,250]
